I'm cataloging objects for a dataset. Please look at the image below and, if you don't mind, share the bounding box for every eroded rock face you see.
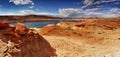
[0,22,56,57]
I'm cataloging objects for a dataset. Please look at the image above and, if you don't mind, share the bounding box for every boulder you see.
[0,22,56,57]
[15,22,28,35]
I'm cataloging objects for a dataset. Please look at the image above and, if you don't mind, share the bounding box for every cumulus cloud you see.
[59,0,120,18]
[59,8,84,17]
[0,10,58,16]
[81,0,94,8]
[59,8,120,18]
[82,0,119,8]
[94,0,119,4]
[19,10,58,16]
[9,0,34,5]
[59,8,101,17]
[83,0,94,5]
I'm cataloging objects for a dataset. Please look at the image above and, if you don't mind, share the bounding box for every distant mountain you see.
[0,15,62,23]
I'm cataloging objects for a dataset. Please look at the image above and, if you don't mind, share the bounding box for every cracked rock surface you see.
[0,22,56,57]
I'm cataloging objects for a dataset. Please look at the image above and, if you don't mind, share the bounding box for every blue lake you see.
[12,21,60,28]
[24,21,60,28]
[12,19,83,28]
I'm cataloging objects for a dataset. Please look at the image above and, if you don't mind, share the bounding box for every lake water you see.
[24,21,60,28]
[12,19,83,28]
[12,20,60,28]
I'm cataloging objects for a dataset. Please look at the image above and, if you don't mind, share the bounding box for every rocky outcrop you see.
[57,19,120,31]
[0,22,56,57]
[39,25,82,37]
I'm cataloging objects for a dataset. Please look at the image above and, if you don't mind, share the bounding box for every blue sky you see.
[0,0,120,18]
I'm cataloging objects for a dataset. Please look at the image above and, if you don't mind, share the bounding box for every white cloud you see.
[94,0,115,5]
[59,8,120,18]
[59,8,84,17]
[29,6,34,8]
[94,0,116,4]
[39,12,56,15]
[101,0,113,3]
[82,0,119,8]
[85,8,101,12]
[0,13,22,16]
[82,0,94,8]
[19,10,58,16]
[83,0,94,6]
[114,2,120,5]
[0,10,59,17]
[108,8,120,16]
[9,0,34,5]
[20,10,35,15]
[64,0,120,18]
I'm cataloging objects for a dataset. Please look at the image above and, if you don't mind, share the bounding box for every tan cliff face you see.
[0,22,56,57]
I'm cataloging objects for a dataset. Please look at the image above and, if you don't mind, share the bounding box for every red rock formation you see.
[39,25,82,37]
[0,22,56,57]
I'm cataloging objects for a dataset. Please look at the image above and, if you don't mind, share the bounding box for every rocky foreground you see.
[0,22,56,57]
[39,19,120,57]
[1,18,120,57]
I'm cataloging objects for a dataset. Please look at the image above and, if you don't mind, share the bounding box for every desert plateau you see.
[0,0,120,57]
[1,17,120,57]
[38,18,120,57]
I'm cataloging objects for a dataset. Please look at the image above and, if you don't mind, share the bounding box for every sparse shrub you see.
[103,32,105,33]
[72,32,77,34]
[98,32,102,34]
[65,27,73,31]
[86,32,94,34]
[91,47,95,48]
[118,38,120,40]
